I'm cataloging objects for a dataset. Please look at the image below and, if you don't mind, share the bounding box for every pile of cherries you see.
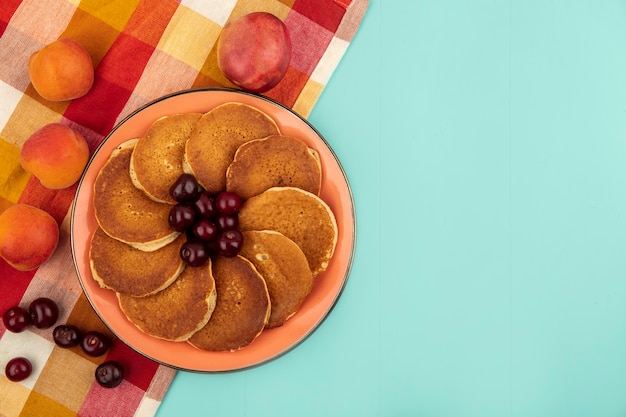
[168,173,245,266]
[2,297,123,388]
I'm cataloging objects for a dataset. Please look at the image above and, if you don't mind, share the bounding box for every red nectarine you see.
[217,12,291,93]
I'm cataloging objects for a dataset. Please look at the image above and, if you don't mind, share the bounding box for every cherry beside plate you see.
[70,87,356,372]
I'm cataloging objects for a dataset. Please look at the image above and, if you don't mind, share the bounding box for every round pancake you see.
[118,260,217,342]
[226,134,322,200]
[93,139,179,251]
[238,187,338,277]
[239,230,313,328]
[183,102,280,194]
[188,255,270,351]
[89,227,186,297]
[130,113,202,204]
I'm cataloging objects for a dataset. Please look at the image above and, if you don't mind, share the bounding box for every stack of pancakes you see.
[90,102,338,351]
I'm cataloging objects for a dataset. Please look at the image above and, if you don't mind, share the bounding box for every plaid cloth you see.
[0,0,367,416]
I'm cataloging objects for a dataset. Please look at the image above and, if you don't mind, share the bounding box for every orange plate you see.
[70,88,356,372]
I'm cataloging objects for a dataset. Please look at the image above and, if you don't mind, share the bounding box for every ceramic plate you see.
[70,87,355,372]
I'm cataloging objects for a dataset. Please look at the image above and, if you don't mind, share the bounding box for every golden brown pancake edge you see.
[130,113,202,204]
[117,259,217,342]
[93,139,180,252]
[89,227,186,297]
[226,134,322,200]
[239,230,313,328]
[187,255,270,351]
[238,187,338,277]
[183,102,280,194]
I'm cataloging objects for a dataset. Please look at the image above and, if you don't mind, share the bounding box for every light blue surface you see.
[158,1,626,415]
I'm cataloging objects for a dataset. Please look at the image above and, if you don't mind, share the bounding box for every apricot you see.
[0,204,59,271]
[28,38,94,101]
[20,123,90,189]
[217,12,291,93]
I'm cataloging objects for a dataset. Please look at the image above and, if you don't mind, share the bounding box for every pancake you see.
[239,230,313,328]
[226,134,322,200]
[238,187,338,277]
[93,139,179,251]
[183,102,280,194]
[130,113,202,204]
[117,260,217,342]
[188,255,270,351]
[89,227,186,297]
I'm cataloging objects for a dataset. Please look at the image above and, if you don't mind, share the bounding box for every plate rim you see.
[70,87,356,373]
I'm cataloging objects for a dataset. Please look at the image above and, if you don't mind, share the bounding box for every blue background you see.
[158,1,626,415]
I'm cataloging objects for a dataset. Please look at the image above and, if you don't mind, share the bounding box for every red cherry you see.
[180,241,211,267]
[5,357,32,382]
[169,173,200,202]
[168,204,196,232]
[192,219,218,242]
[81,331,112,357]
[53,325,82,348]
[95,361,124,388]
[217,230,244,257]
[215,192,242,214]
[192,191,217,219]
[3,306,30,333]
[216,213,239,230]
[29,298,59,329]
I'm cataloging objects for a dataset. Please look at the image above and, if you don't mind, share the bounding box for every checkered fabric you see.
[0,0,367,416]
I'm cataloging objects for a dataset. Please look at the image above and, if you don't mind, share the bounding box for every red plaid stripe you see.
[0,264,34,319]
[124,0,178,45]
[293,0,347,32]
[0,0,23,36]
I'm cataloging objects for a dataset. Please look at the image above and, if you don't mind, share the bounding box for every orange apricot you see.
[20,123,90,189]
[0,204,59,271]
[28,38,94,101]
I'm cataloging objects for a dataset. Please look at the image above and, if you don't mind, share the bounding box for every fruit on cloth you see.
[217,12,291,93]
[5,357,32,382]
[0,204,59,271]
[29,297,59,329]
[2,298,125,386]
[28,38,94,101]
[20,123,90,190]
[81,331,112,357]
[53,324,82,347]
[95,361,124,388]
[3,307,30,333]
